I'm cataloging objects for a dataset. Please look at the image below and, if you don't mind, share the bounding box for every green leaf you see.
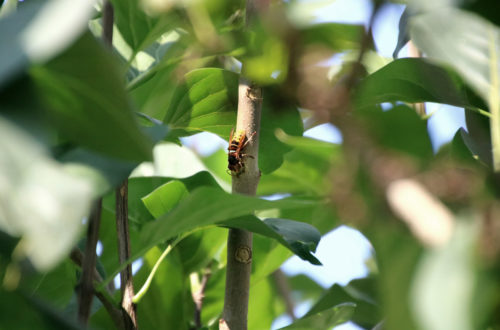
[109,0,182,59]
[135,187,319,264]
[259,132,339,195]
[408,6,500,170]
[163,68,303,174]
[259,96,304,174]
[0,289,81,330]
[306,278,380,329]
[223,217,321,265]
[356,58,483,111]
[357,105,433,160]
[142,180,190,218]
[279,303,356,329]
[164,68,239,137]
[30,32,154,162]
[133,247,190,330]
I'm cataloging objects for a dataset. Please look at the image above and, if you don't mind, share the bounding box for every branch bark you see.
[102,2,138,327]
[77,200,102,325]
[116,180,138,329]
[71,248,128,329]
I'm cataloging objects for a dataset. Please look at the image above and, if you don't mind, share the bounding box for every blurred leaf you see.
[223,217,322,265]
[241,25,289,84]
[288,274,325,302]
[367,226,422,330]
[408,6,500,170]
[279,302,355,329]
[301,23,365,51]
[411,218,478,330]
[0,0,94,88]
[0,116,93,271]
[460,0,500,29]
[248,276,283,329]
[21,260,78,309]
[356,58,483,111]
[306,278,380,329]
[259,96,304,174]
[393,8,410,58]
[30,32,154,162]
[463,109,493,167]
[0,289,82,330]
[358,105,433,160]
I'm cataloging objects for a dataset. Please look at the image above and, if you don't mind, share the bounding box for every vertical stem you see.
[408,41,427,117]
[77,200,102,325]
[273,269,296,321]
[116,180,138,329]
[102,2,138,327]
[221,81,262,329]
[102,0,114,48]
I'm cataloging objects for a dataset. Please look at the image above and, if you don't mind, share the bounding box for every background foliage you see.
[1,0,500,329]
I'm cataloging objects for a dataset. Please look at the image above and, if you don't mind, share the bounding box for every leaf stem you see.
[132,237,182,303]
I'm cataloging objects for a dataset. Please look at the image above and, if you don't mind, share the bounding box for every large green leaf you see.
[134,247,190,330]
[357,104,433,160]
[136,187,320,262]
[259,132,339,195]
[163,68,303,174]
[279,303,355,330]
[30,32,154,161]
[306,278,380,329]
[356,58,484,111]
[408,5,500,170]
[259,95,304,174]
[223,217,321,265]
[163,68,239,137]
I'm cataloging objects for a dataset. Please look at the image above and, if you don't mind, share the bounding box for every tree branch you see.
[116,180,138,329]
[273,269,296,321]
[70,248,128,329]
[221,61,264,330]
[192,269,212,329]
[77,199,102,325]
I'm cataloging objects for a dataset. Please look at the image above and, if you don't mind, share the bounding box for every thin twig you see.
[273,269,296,321]
[116,180,138,329]
[192,269,212,329]
[70,248,128,329]
[77,200,102,325]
